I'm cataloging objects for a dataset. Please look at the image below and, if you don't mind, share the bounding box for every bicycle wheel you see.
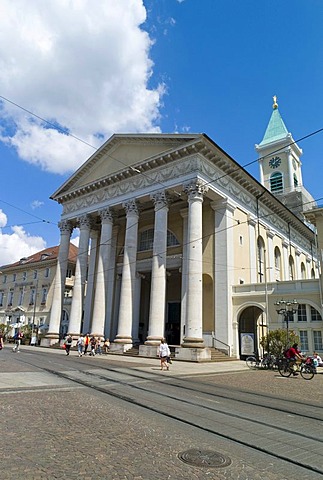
[278,360,292,377]
[246,356,258,369]
[300,365,315,380]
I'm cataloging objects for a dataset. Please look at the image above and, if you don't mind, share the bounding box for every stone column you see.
[105,225,119,340]
[91,208,114,337]
[212,198,236,353]
[181,180,208,349]
[68,215,91,336]
[43,220,73,346]
[145,191,169,345]
[113,199,139,350]
[180,208,188,344]
[83,229,99,334]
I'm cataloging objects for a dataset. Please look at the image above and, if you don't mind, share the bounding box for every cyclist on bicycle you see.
[285,343,304,375]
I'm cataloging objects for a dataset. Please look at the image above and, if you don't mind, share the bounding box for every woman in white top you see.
[159,338,170,371]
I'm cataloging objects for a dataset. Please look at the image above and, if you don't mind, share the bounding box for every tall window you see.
[29,288,36,305]
[311,307,322,322]
[270,172,283,193]
[44,268,50,278]
[3,275,7,284]
[289,256,295,280]
[297,304,307,322]
[311,268,315,279]
[274,247,281,280]
[41,288,47,304]
[0,292,4,306]
[300,262,306,279]
[293,174,298,187]
[257,236,265,283]
[22,271,27,281]
[18,288,25,305]
[33,270,38,279]
[8,290,14,306]
[13,273,16,282]
[299,331,309,352]
[313,331,323,351]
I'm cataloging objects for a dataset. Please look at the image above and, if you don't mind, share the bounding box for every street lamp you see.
[274,299,299,340]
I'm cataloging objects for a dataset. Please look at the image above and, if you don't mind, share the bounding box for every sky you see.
[0,0,322,265]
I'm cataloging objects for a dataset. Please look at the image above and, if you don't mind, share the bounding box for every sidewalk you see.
[3,344,250,376]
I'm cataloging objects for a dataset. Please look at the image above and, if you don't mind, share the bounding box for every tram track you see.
[10,353,323,476]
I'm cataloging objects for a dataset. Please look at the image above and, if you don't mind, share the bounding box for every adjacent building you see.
[0,244,77,339]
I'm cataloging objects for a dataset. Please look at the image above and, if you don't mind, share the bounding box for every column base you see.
[144,336,163,346]
[139,345,159,358]
[176,346,211,362]
[41,333,60,347]
[181,337,205,348]
[114,335,132,345]
[109,343,133,354]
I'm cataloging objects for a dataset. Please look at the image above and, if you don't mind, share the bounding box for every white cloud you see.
[0,223,46,266]
[31,200,44,210]
[0,0,165,175]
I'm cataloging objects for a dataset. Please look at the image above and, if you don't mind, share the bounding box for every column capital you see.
[183,179,208,201]
[58,220,73,234]
[77,214,92,230]
[99,207,114,224]
[150,190,169,209]
[123,199,139,216]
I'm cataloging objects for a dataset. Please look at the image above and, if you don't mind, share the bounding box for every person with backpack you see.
[284,343,304,375]
[64,334,73,356]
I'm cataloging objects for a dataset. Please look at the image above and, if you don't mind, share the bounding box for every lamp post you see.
[274,299,298,342]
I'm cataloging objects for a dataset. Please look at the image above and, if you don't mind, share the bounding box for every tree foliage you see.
[260,329,299,357]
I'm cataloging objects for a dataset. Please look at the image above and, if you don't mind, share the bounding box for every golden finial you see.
[273,95,278,109]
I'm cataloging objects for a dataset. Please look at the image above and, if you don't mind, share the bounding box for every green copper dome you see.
[259,106,289,146]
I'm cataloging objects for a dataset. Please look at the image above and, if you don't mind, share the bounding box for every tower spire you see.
[273,95,278,109]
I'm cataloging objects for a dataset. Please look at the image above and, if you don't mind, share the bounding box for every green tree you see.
[260,329,299,358]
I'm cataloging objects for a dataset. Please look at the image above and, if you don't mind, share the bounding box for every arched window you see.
[289,255,295,280]
[300,262,306,279]
[257,236,265,283]
[270,172,283,193]
[311,268,315,279]
[274,246,281,280]
[138,228,180,252]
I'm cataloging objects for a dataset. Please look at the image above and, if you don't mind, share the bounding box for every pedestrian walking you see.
[95,336,102,355]
[64,334,73,356]
[89,336,96,356]
[83,333,90,355]
[77,334,85,357]
[159,338,170,371]
[12,330,23,353]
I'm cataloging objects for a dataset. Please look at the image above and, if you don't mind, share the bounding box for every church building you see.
[43,98,322,360]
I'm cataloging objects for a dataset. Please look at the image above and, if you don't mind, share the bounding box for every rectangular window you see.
[29,289,35,305]
[18,289,25,305]
[297,304,307,322]
[3,275,7,284]
[311,307,322,322]
[8,290,14,306]
[44,268,50,278]
[33,270,38,279]
[0,292,4,306]
[13,273,16,282]
[22,271,27,281]
[299,330,309,352]
[313,331,323,351]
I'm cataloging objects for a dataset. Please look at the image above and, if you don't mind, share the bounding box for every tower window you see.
[294,174,298,187]
[270,172,283,193]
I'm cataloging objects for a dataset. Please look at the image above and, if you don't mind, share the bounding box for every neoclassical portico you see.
[45,133,318,361]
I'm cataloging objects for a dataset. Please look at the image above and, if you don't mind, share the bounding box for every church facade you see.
[43,100,323,360]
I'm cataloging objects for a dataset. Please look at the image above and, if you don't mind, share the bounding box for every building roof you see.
[0,243,78,270]
[258,106,289,146]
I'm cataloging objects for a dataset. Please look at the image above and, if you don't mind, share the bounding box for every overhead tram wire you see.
[2,95,322,279]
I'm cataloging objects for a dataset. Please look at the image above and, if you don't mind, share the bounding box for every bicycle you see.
[246,354,276,370]
[278,357,315,380]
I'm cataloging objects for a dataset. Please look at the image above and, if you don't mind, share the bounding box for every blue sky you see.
[0,0,322,265]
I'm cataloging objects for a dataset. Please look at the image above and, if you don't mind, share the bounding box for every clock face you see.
[269,156,281,169]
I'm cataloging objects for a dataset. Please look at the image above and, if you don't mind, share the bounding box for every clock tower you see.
[255,96,315,217]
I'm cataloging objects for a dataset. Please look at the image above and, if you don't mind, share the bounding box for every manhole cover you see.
[178,449,231,468]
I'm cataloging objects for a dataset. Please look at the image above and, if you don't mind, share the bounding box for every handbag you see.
[61,343,66,349]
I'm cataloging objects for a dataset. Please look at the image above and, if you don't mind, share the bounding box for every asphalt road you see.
[1,346,323,480]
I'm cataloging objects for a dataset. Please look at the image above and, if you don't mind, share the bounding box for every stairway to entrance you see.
[121,346,236,362]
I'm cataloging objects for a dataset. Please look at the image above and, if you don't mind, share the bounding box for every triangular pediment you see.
[51,133,200,200]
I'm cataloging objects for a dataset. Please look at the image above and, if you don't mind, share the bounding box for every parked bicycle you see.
[278,357,315,380]
[246,353,277,370]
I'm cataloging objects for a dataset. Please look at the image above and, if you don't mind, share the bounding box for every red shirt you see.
[286,347,300,359]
